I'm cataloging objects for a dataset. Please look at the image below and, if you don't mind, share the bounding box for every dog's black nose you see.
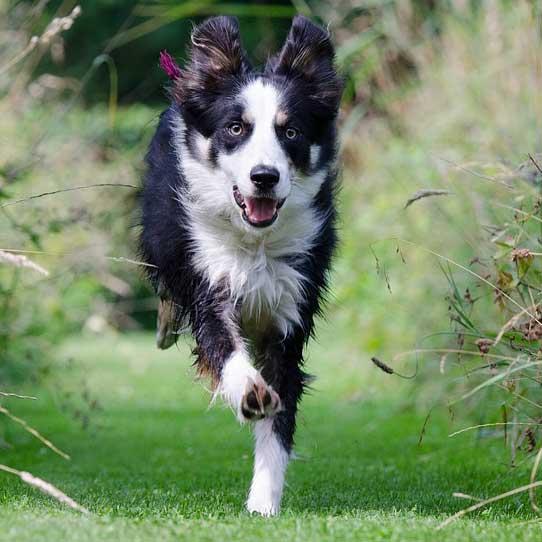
[250,165,280,190]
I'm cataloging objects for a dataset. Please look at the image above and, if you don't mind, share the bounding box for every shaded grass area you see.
[1,329,541,541]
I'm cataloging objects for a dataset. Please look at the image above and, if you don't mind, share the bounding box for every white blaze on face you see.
[218,79,291,202]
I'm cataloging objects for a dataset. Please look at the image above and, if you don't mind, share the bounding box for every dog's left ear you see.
[173,16,251,121]
[267,16,342,118]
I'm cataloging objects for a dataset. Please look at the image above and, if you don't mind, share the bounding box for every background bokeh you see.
[1,0,542,532]
[2,0,540,377]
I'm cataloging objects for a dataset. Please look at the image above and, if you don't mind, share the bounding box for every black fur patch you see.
[266,16,343,127]
[173,16,253,137]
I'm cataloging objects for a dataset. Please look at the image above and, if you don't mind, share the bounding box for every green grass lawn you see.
[1,327,541,541]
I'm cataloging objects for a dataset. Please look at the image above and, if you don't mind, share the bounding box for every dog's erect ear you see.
[267,16,342,117]
[173,17,251,115]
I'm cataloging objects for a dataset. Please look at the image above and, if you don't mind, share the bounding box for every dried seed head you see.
[511,248,533,262]
[475,338,493,354]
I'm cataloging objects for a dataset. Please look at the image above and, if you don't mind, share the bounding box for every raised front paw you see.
[240,375,281,421]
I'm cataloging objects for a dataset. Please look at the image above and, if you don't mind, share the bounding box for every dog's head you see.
[172,16,342,231]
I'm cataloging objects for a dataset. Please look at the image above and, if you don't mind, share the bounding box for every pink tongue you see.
[245,197,277,223]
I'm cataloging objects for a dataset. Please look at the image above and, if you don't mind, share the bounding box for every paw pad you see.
[240,377,281,421]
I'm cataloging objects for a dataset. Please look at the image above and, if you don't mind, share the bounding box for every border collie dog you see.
[140,15,342,516]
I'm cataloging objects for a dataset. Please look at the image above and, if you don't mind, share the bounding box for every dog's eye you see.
[285,127,299,140]
[227,122,244,137]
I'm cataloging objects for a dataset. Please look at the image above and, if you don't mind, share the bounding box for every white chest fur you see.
[188,209,318,337]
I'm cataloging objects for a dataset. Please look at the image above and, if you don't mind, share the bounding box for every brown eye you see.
[285,127,298,140]
[228,122,244,136]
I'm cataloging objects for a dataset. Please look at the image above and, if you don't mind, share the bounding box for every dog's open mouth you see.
[233,186,285,228]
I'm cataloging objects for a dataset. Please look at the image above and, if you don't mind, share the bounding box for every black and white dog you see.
[140,15,342,516]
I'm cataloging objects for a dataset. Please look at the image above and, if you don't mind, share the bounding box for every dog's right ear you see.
[172,16,251,116]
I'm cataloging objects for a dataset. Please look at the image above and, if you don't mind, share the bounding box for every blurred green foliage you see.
[17,0,508,106]
[22,0,295,103]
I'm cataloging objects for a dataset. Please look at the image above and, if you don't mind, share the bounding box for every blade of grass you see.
[493,202,542,225]
[113,0,218,49]
[0,392,37,400]
[435,155,514,190]
[393,348,519,364]
[0,183,137,209]
[451,360,542,405]
[0,248,157,269]
[530,445,542,512]
[0,405,70,460]
[0,464,88,513]
[449,422,542,438]
[438,481,542,529]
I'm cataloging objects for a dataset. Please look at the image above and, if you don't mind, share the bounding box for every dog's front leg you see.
[192,301,281,423]
[219,349,282,423]
[246,333,306,517]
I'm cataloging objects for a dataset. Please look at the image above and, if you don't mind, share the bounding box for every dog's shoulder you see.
[140,106,194,297]
[144,106,179,176]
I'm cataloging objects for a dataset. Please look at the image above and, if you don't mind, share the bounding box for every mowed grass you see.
[1,327,541,541]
